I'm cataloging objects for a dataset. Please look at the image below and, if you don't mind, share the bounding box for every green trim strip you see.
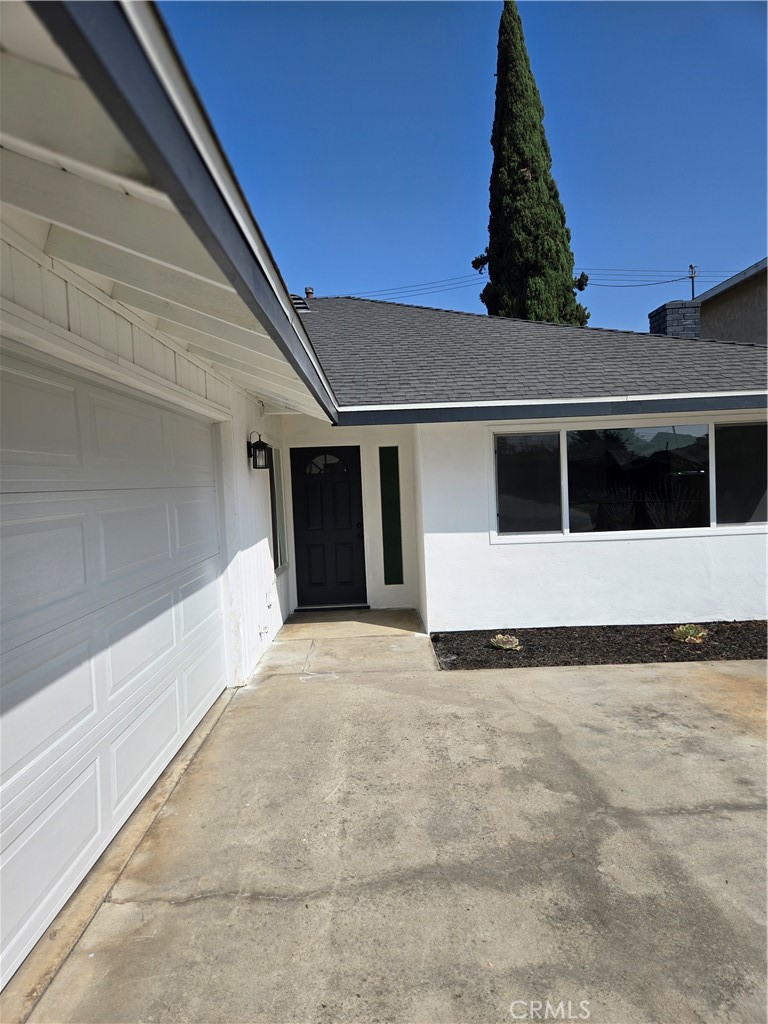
[379,446,404,585]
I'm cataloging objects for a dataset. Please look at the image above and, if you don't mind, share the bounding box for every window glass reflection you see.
[567,426,709,532]
[715,423,767,524]
[496,433,561,533]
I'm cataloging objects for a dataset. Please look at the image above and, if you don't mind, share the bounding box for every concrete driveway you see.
[13,611,767,1024]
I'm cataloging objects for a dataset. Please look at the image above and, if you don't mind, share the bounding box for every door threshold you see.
[294,604,370,612]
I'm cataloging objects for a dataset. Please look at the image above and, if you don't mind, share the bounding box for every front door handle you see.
[356,521,364,539]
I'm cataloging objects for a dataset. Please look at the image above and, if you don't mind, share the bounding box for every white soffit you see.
[0,1,76,76]
[0,2,328,419]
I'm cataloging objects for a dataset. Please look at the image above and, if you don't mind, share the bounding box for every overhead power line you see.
[334,267,735,302]
[351,274,477,297]
[343,280,484,300]
[576,267,735,274]
[576,271,725,279]
[589,276,690,289]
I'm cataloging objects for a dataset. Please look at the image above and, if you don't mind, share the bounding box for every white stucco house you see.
[1,1,766,988]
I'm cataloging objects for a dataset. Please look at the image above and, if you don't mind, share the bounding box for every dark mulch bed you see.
[431,621,768,671]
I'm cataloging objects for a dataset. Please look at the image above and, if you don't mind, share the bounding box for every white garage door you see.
[0,354,227,985]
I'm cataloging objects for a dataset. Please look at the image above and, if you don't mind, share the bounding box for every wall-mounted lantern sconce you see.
[247,432,271,470]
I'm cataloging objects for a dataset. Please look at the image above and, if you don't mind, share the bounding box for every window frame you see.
[489,413,767,545]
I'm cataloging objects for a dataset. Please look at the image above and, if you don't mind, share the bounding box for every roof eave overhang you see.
[33,1,338,423]
[335,393,768,426]
[697,258,768,305]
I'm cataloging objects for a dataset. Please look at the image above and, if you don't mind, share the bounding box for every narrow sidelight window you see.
[567,426,709,532]
[269,448,288,568]
[715,423,768,524]
[496,433,561,533]
[379,446,404,584]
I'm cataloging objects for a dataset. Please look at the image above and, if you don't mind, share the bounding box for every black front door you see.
[290,446,367,607]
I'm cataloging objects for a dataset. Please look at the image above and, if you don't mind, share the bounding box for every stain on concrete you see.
[657,660,767,737]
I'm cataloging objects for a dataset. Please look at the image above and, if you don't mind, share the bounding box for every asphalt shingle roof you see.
[302,297,767,408]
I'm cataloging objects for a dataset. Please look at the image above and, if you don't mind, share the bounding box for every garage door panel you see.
[0,365,83,470]
[173,491,219,561]
[1,356,228,986]
[1,497,99,654]
[1,634,224,986]
[179,564,220,637]
[0,630,96,786]
[96,490,218,592]
[99,500,172,583]
[0,355,216,493]
[106,592,176,700]
[183,637,225,723]
[166,412,215,476]
[2,624,222,841]
[89,388,167,473]
[111,680,179,815]
[0,759,101,951]
[1,491,219,655]
[1,633,216,984]
[0,358,101,492]
[87,386,215,486]
[0,512,89,623]
[2,565,222,818]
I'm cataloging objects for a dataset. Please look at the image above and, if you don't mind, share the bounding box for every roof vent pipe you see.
[305,286,314,299]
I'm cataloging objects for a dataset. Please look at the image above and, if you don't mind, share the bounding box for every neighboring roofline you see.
[335,393,768,427]
[33,1,339,422]
[696,258,768,305]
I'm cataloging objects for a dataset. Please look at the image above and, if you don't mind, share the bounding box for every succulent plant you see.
[490,633,522,651]
[672,623,708,644]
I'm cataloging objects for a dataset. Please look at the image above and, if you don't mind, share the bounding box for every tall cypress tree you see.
[473,1,589,325]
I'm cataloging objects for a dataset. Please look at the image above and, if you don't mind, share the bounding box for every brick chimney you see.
[648,299,701,338]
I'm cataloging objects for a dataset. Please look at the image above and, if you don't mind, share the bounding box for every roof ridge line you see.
[311,296,764,349]
[319,294,490,321]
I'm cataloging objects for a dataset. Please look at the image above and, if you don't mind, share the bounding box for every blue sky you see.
[159,1,766,332]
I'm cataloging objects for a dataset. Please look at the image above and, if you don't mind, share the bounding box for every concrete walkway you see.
[10,611,767,1023]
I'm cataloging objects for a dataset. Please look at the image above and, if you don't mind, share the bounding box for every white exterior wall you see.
[416,418,768,632]
[280,417,424,620]
[216,388,292,685]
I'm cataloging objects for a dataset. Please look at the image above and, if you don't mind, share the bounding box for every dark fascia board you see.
[33,2,337,423]
[335,393,768,427]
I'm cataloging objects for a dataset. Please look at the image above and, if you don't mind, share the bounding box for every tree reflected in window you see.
[567,426,709,532]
